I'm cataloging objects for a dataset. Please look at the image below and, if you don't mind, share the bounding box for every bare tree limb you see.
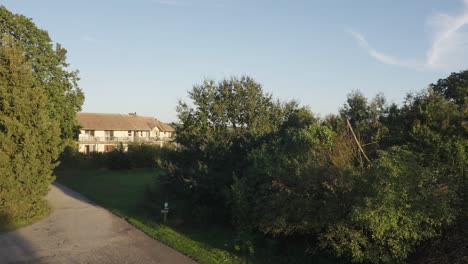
[346,119,371,164]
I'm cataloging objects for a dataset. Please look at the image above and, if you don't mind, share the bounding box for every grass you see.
[56,168,341,264]
[55,168,247,264]
[55,169,152,217]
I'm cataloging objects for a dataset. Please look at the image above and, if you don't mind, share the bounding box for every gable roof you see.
[76,113,174,132]
[155,119,175,132]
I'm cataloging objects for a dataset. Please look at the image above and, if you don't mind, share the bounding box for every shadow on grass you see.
[171,224,344,264]
[55,168,347,264]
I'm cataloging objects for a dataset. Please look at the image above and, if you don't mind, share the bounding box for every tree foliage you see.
[231,108,333,235]
[431,70,468,106]
[155,71,467,263]
[320,147,458,263]
[0,38,61,227]
[322,73,467,262]
[339,91,389,158]
[0,6,84,146]
[161,77,287,222]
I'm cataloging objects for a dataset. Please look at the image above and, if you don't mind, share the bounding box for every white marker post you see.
[161,202,169,223]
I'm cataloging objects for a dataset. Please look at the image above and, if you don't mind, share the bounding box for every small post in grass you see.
[161,202,169,223]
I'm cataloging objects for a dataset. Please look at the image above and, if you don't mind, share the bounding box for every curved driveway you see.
[0,183,196,264]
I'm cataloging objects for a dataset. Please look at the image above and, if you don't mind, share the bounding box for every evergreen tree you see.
[0,6,84,147]
[0,37,61,228]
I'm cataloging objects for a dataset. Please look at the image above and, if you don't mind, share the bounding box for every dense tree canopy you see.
[0,38,61,227]
[0,6,84,146]
[0,6,83,230]
[320,147,459,263]
[231,108,334,235]
[161,77,289,222]
[155,71,467,264]
[431,70,468,106]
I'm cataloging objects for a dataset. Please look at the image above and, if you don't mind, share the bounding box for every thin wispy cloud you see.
[349,0,468,71]
[426,0,468,70]
[348,30,422,70]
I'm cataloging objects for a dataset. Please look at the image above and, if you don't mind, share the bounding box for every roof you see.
[155,119,175,132]
[76,113,174,132]
[122,115,158,130]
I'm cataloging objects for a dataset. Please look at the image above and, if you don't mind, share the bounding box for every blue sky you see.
[1,0,467,122]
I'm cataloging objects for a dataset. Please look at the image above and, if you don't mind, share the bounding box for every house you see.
[76,112,175,153]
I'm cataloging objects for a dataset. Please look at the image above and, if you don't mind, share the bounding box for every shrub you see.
[59,143,168,171]
[106,144,131,170]
[58,146,107,170]
[127,143,161,168]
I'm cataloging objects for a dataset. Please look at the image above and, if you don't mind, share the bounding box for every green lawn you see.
[55,169,248,264]
[56,169,340,264]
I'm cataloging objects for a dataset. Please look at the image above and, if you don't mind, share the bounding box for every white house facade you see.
[76,112,175,153]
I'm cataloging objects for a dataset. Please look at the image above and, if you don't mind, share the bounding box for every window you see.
[85,130,95,136]
[84,145,95,154]
[128,131,132,137]
[104,145,114,152]
[140,131,144,136]
[105,130,114,139]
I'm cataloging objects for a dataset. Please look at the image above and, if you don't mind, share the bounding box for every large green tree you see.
[0,38,61,228]
[231,107,336,235]
[160,76,287,222]
[0,6,84,146]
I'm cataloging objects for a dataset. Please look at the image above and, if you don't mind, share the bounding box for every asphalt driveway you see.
[0,183,195,264]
